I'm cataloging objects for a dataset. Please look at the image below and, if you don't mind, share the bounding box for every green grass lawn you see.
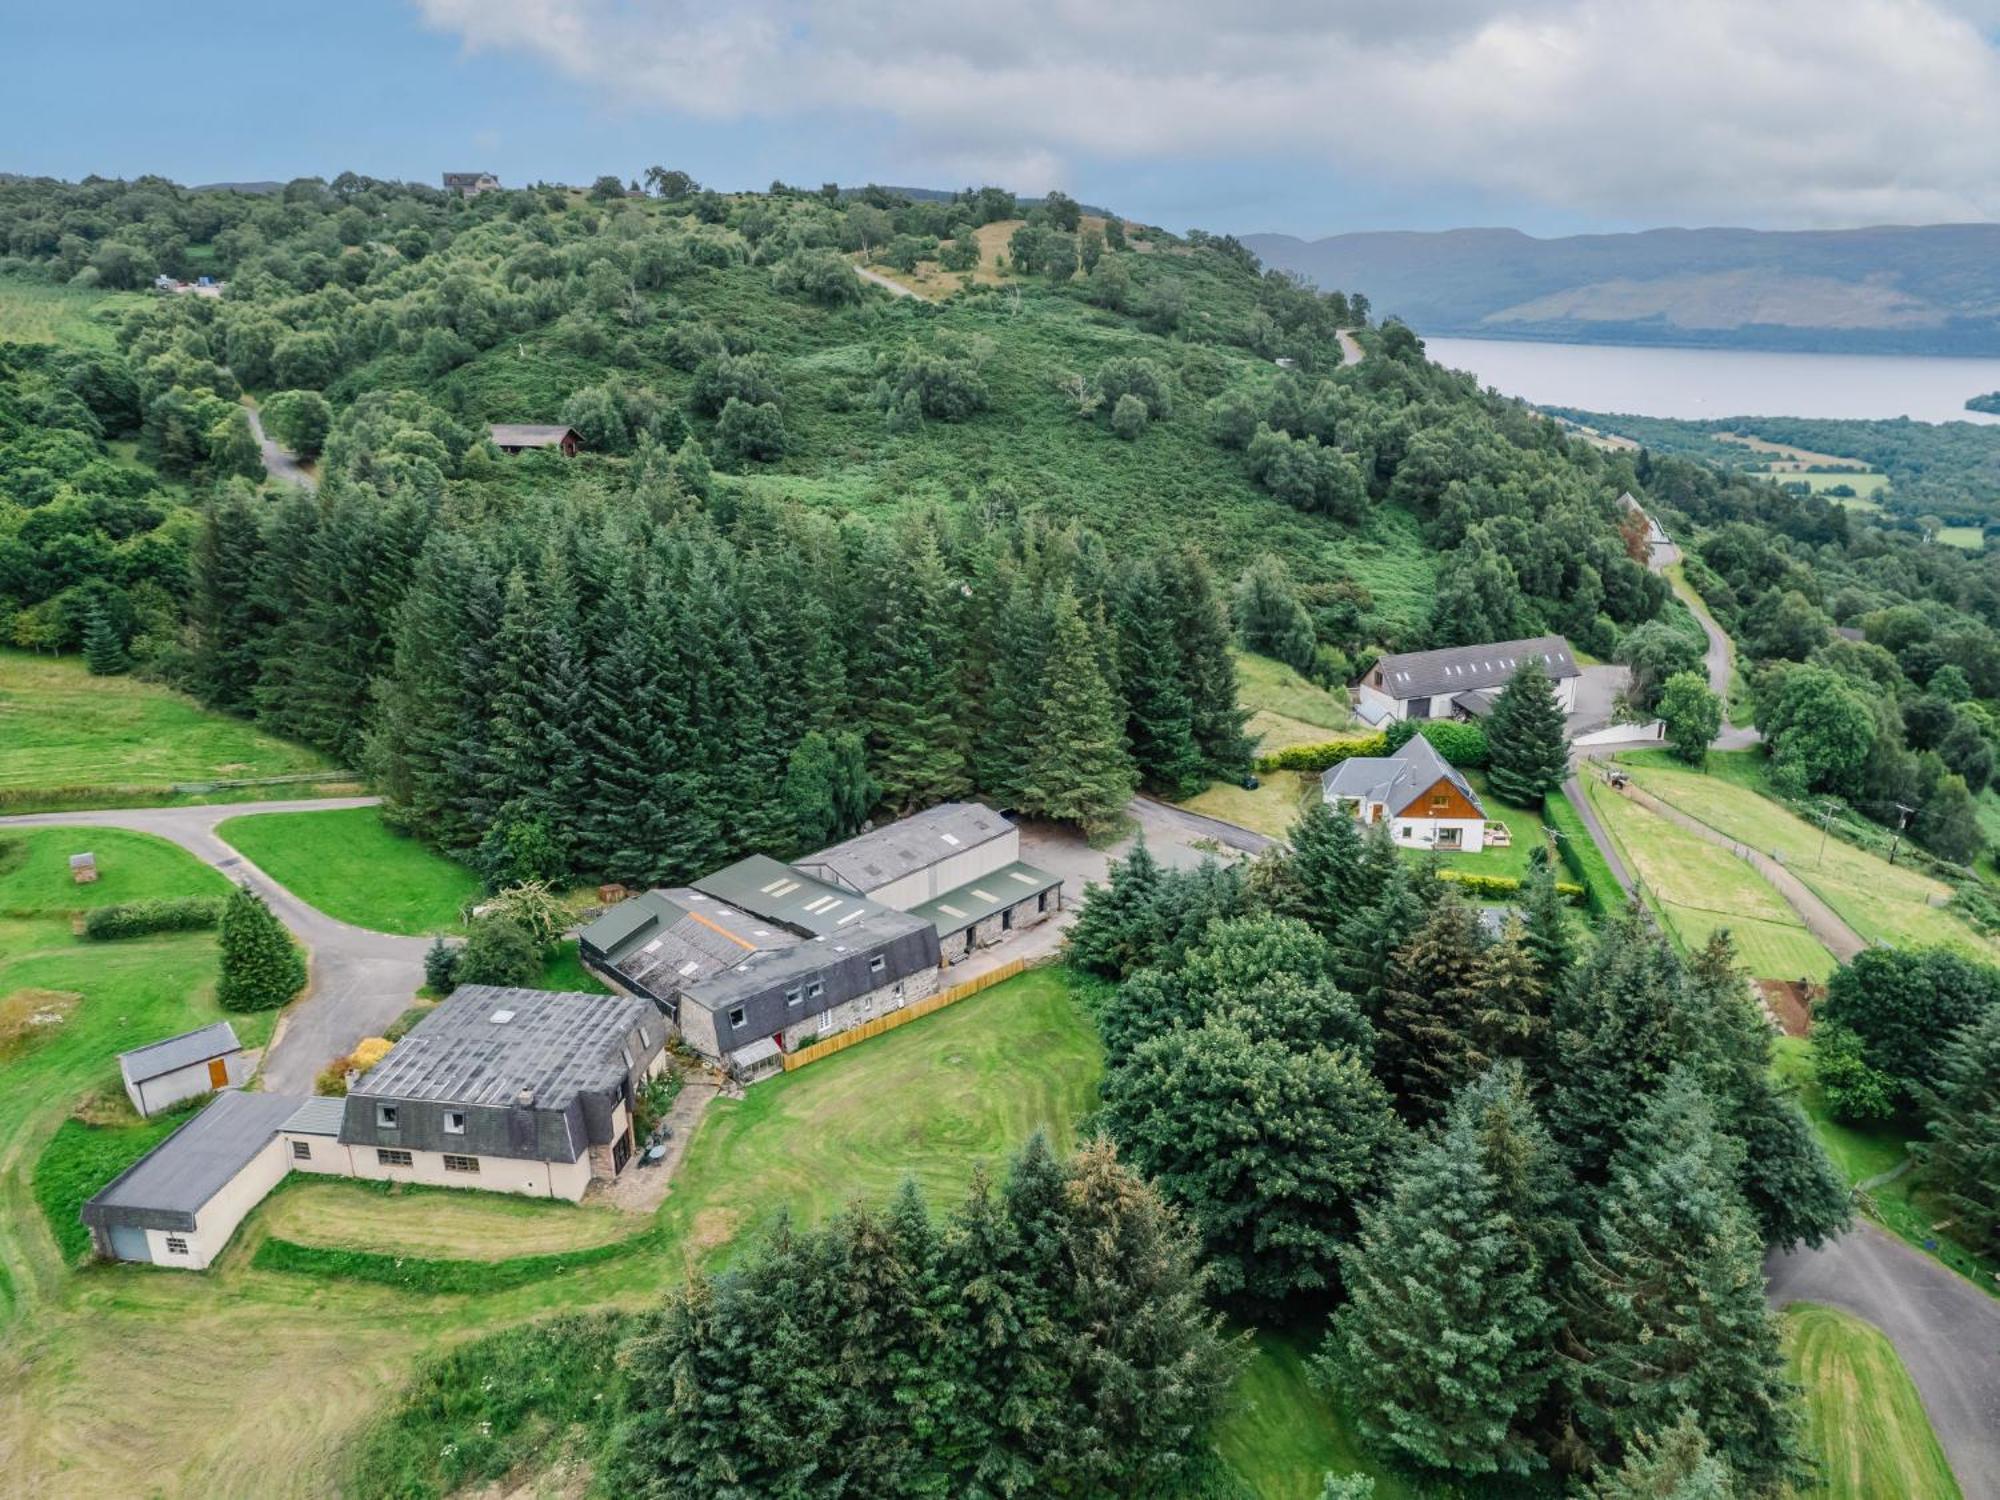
[0,277,148,348]
[1615,753,2000,962]
[0,827,264,1330]
[1397,770,1547,883]
[1771,1037,1910,1186]
[533,938,610,994]
[0,650,340,809]
[216,807,483,936]
[1584,775,1835,980]
[1759,470,1890,497]
[1936,525,1986,551]
[1784,1303,1962,1500]
[0,965,1109,1496]
[1237,650,1360,754]
[1181,768,1313,840]
[1215,1333,1420,1500]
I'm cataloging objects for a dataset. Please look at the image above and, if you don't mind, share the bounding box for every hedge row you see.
[1255,718,1490,775]
[1543,792,1624,917]
[1435,868,1585,905]
[251,1229,651,1295]
[81,896,224,940]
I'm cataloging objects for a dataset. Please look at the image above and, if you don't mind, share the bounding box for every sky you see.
[11,0,2000,240]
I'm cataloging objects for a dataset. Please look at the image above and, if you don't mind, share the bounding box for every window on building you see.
[164,1235,189,1255]
[443,1154,480,1174]
[1430,792,1450,810]
[377,1148,413,1168]
[291,1140,312,1161]
[804,980,824,1001]
[869,955,886,975]
[621,1043,634,1070]
[785,986,802,1007]
[728,1006,745,1028]
[443,1110,465,1135]
[376,1104,398,1130]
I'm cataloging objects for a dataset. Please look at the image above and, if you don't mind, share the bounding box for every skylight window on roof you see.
[759,877,788,894]
[837,910,865,925]
[490,1010,515,1024]
[678,961,700,976]
[643,939,662,953]
[940,832,961,846]
[938,902,968,918]
[970,888,996,902]
[771,880,800,897]
[1007,871,1038,885]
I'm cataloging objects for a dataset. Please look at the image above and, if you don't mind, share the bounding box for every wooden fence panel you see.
[782,957,1028,1071]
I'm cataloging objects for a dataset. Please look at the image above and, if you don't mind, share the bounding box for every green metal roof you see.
[908,861,1062,936]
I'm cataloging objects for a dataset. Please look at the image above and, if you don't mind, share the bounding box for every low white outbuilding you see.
[118,1021,247,1117]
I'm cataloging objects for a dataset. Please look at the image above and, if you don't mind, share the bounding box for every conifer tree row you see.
[188,462,1250,884]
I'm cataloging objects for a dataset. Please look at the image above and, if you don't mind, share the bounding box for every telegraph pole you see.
[1886,802,1915,865]
[1816,800,1837,868]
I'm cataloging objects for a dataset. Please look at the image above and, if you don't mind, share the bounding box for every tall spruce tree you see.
[1323,1071,1557,1480]
[216,884,306,1012]
[1562,1072,1808,1493]
[1116,559,1207,796]
[1065,839,1162,978]
[82,598,127,676]
[1376,890,1492,1118]
[187,482,266,709]
[1017,588,1136,835]
[1282,798,1373,940]
[1162,545,1252,778]
[1486,656,1570,806]
[1915,1005,2000,1255]
[865,524,972,811]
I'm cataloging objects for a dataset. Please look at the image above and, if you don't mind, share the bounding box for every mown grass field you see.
[0,650,340,808]
[1236,650,1357,753]
[1615,752,2000,962]
[1181,768,1312,840]
[0,277,148,347]
[0,966,1109,1496]
[1758,470,1890,497]
[1936,524,1986,551]
[257,1178,644,1259]
[1584,774,1836,980]
[216,807,483,936]
[1783,1303,1963,1500]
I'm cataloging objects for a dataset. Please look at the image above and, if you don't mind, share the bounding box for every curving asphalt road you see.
[0,798,427,1092]
[243,404,316,491]
[1769,1223,2000,1499]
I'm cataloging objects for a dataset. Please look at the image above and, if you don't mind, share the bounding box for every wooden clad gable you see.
[1399,776,1483,822]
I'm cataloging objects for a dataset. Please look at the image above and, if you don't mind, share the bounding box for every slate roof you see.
[118,1022,241,1086]
[694,853,901,937]
[1321,734,1484,819]
[83,1091,304,1233]
[349,987,659,1113]
[575,887,793,997]
[800,803,1011,894]
[281,1096,346,1137]
[682,908,936,1015]
[1371,635,1578,702]
[489,424,577,448]
[908,861,1062,935]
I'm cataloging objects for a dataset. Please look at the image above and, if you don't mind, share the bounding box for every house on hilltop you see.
[1354,635,1579,726]
[1321,733,1495,853]
[443,171,501,197]
[490,424,581,457]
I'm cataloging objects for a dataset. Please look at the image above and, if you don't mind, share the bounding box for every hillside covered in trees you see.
[4,169,1675,873]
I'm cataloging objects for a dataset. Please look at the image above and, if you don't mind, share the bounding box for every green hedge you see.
[1256,720,1488,775]
[1544,792,1624,917]
[251,1229,651,1295]
[1256,732,1388,774]
[82,896,224,940]
[1435,868,1583,905]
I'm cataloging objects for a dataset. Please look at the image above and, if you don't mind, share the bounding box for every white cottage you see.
[1321,734,1492,853]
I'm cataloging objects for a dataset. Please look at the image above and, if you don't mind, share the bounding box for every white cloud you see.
[413,0,2000,225]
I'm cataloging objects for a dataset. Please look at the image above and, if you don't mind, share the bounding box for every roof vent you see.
[490,1009,516,1024]
[515,1088,536,1108]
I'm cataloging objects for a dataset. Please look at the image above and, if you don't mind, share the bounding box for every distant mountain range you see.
[1245,223,2000,356]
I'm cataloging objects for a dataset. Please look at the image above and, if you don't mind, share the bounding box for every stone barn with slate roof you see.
[1354,635,1579,726]
[579,805,1062,1079]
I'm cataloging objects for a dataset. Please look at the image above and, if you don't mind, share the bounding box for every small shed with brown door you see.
[118,1021,247,1117]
